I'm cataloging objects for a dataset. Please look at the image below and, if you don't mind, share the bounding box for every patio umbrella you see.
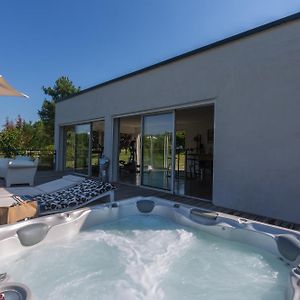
[0,75,29,98]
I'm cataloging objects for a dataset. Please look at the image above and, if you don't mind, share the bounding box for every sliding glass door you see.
[142,113,173,190]
[74,124,91,175]
[114,105,214,200]
[64,126,75,170]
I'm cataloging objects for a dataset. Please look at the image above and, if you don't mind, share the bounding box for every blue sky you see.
[1,0,300,125]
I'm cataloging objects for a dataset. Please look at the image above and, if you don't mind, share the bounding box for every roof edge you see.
[59,11,300,103]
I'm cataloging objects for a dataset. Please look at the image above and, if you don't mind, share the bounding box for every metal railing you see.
[0,148,56,170]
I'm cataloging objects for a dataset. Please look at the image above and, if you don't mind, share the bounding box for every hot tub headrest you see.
[136,200,155,213]
[276,234,300,262]
[17,223,49,247]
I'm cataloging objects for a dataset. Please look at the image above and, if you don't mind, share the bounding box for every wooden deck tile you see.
[1,174,299,233]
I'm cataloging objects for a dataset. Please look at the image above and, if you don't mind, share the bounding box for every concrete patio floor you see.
[1,170,299,232]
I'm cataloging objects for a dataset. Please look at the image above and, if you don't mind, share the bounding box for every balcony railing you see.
[0,148,56,170]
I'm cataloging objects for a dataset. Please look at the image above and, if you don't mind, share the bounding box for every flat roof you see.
[60,12,300,103]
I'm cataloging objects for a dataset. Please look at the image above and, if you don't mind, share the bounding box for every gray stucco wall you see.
[55,18,300,223]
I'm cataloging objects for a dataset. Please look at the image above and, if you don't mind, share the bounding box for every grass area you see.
[119,149,185,170]
[176,153,186,171]
[65,149,186,171]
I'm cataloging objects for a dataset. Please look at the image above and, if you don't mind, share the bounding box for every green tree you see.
[38,76,80,144]
[0,117,49,157]
[0,125,22,157]
[0,77,80,157]
[38,100,55,143]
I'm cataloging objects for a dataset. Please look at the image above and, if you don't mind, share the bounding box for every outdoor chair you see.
[5,158,39,187]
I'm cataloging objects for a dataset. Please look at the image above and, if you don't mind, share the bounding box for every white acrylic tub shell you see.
[0,196,299,300]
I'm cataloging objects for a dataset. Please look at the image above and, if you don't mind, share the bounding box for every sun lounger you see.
[35,178,116,215]
[0,175,85,199]
[1,176,115,220]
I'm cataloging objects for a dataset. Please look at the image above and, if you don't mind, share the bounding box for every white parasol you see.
[0,75,29,98]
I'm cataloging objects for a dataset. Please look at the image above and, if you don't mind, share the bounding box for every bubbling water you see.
[0,215,289,300]
[91,228,193,299]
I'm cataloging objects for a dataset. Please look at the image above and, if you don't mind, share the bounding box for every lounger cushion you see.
[37,178,80,194]
[35,178,116,213]
[62,175,85,183]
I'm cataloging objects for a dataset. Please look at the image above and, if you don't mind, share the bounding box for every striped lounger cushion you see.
[35,178,116,213]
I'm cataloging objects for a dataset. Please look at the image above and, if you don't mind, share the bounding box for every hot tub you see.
[0,197,299,299]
